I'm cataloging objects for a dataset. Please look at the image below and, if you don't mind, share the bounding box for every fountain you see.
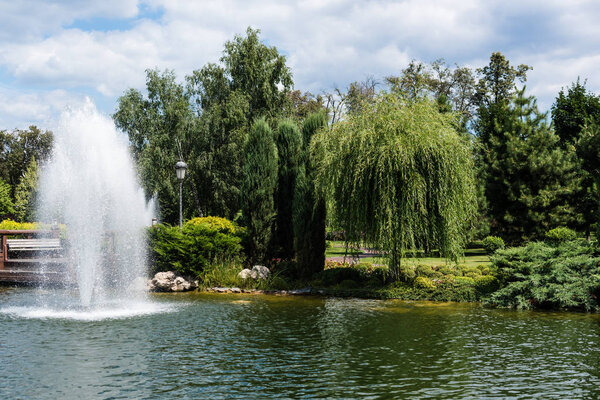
[0,99,172,320]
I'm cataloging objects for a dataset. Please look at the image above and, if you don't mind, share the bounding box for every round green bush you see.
[337,279,360,289]
[414,276,436,289]
[415,264,436,277]
[453,276,475,286]
[474,275,499,294]
[397,265,416,281]
[482,236,505,254]
[545,227,576,244]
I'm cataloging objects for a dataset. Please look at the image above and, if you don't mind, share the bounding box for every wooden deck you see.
[0,229,71,285]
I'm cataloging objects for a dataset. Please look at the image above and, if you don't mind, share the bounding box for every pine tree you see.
[14,157,39,222]
[293,112,327,278]
[241,118,278,264]
[273,120,302,260]
[486,88,580,242]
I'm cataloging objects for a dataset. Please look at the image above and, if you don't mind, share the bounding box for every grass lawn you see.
[326,241,490,267]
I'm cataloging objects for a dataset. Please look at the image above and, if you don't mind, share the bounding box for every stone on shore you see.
[148,271,197,292]
[237,265,271,280]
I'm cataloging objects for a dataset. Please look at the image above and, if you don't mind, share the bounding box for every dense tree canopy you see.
[241,119,278,265]
[484,89,581,242]
[115,28,293,223]
[313,93,476,274]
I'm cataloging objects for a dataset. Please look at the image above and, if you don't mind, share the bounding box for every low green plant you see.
[414,276,435,289]
[545,227,577,244]
[482,236,505,254]
[148,218,244,277]
[415,264,436,277]
[474,275,499,294]
[487,240,600,311]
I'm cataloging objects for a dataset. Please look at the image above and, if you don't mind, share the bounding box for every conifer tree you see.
[273,120,302,260]
[241,118,278,264]
[293,112,327,277]
[486,88,580,242]
[14,157,39,222]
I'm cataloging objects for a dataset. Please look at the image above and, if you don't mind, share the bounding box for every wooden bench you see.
[0,229,63,270]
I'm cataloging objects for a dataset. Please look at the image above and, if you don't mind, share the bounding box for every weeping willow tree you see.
[312,93,476,276]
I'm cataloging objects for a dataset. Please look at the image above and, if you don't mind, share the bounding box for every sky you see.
[0,0,599,130]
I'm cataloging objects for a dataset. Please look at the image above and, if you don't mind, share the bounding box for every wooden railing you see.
[0,229,61,270]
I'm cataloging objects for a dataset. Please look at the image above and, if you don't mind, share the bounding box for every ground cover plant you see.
[487,239,600,311]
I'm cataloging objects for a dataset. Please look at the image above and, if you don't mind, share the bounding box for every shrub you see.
[148,220,244,277]
[397,264,416,281]
[474,275,499,294]
[452,276,475,286]
[487,240,600,311]
[545,227,576,244]
[314,267,364,287]
[185,216,239,235]
[482,236,505,254]
[337,279,360,289]
[414,276,436,289]
[415,264,436,277]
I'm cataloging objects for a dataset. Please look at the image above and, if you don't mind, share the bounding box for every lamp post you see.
[175,160,188,228]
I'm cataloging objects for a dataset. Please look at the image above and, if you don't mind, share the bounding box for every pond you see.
[1,287,599,399]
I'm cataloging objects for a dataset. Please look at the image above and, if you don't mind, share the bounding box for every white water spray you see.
[37,100,154,307]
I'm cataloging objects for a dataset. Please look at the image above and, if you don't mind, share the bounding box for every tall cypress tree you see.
[273,120,302,260]
[241,118,278,265]
[293,112,327,278]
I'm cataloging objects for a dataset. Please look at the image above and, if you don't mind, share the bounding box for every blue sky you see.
[0,0,599,129]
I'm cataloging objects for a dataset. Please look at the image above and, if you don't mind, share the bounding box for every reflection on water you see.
[1,287,600,399]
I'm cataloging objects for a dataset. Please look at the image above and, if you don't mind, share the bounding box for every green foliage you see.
[13,157,39,222]
[0,126,53,191]
[313,92,476,276]
[488,240,600,311]
[482,236,505,254]
[577,121,600,238]
[273,119,302,259]
[0,219,39,230]
[552,79,600,145]
[148,220,243,277]
[474,275,499,294]
[293,112,328,278]
[480,88,581,243]
[115,28,293,222]
[552,80,600,235]
[414,276,436,289]
[0,179,14,218]
[185,216,240,235]
[545,227,577,244]
[241,118,278,264]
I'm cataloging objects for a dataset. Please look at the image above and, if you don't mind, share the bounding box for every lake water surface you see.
[1,287,599,399]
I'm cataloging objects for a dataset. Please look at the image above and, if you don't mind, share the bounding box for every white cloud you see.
[0,0,599,128]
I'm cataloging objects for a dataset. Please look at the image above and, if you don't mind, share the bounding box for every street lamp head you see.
[175,160,188,180]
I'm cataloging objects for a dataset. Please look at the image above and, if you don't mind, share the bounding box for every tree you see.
[473,52,531,239]
[485,89,580,242]
[313,93,476,276]
[293,112,328,277]
[14,157,39,222]
[114,69,196,224]
[241,119,278,264]
[0,178,14,219]
[115,28,294,222]
[576,121,600,238]
[552,79,600,145]
[272,120,302,260]
[0,126,53,193]
[551,79,600,235]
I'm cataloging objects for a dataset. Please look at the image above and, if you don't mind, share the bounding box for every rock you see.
[149,271,195,292]
[238,269,253,280]
[251,265,270,280]
[288,287,312,295]
[230,287,241,293]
